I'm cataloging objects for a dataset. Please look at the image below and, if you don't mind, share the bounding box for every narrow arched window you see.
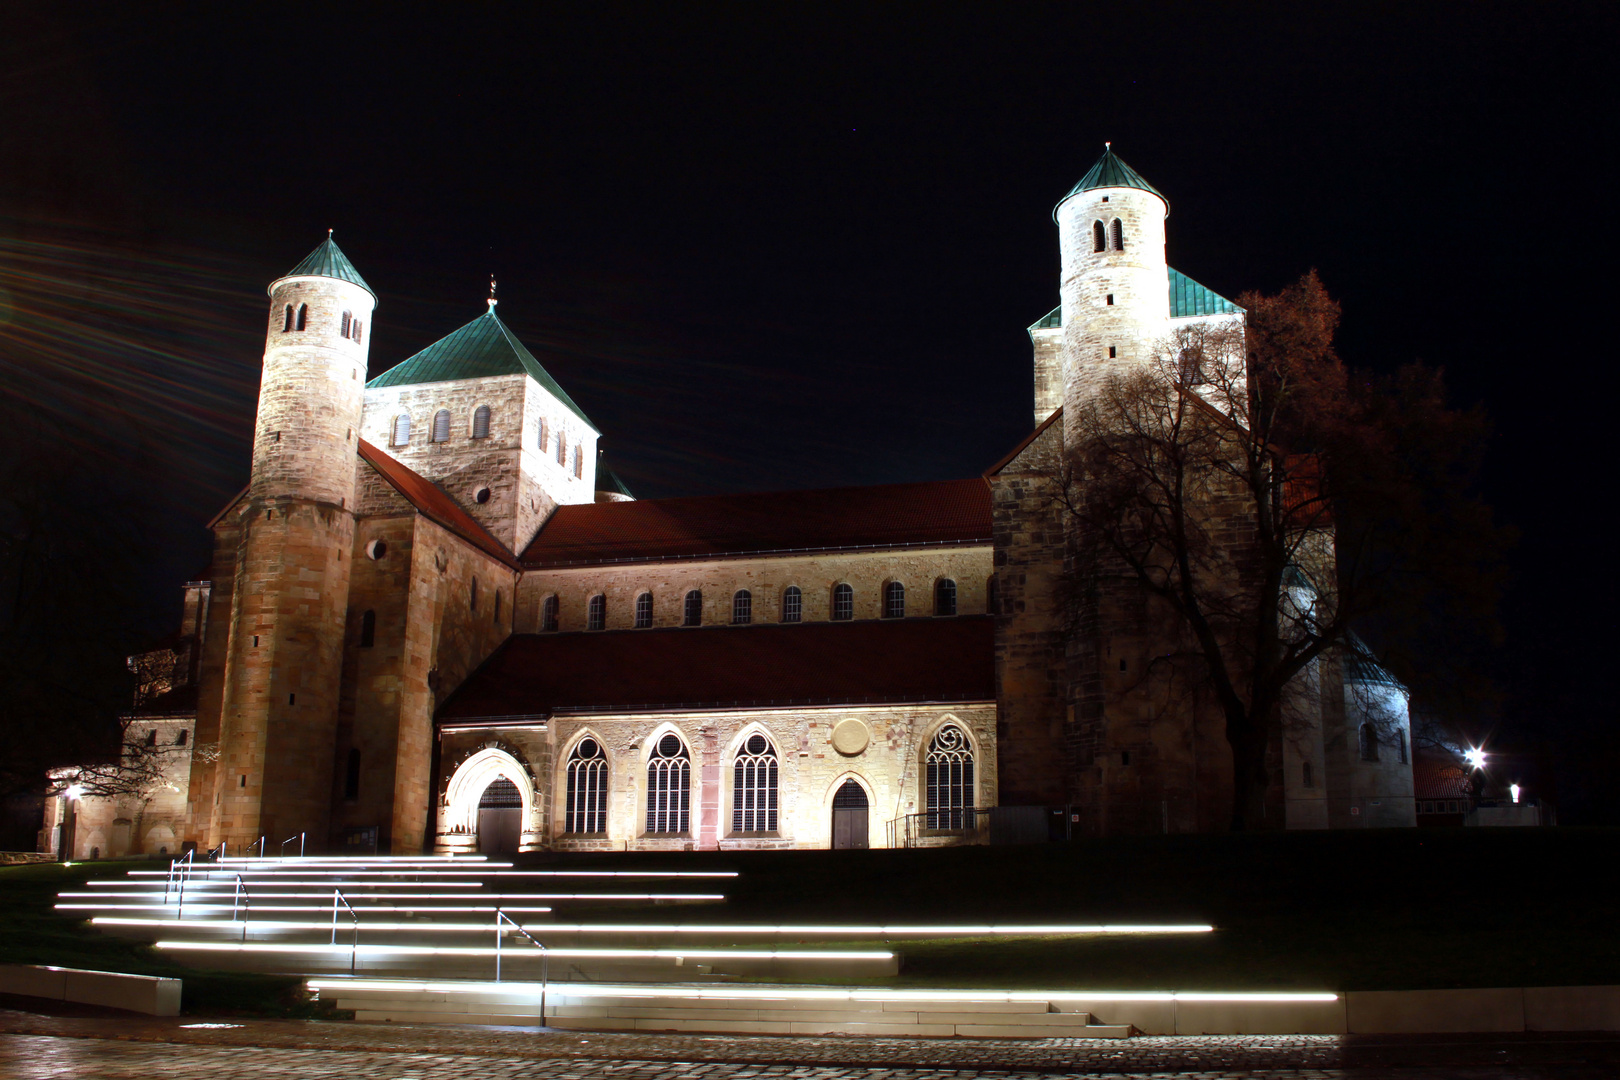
[781,585,802,623]
[732,733,778,833]
[645,733,691,833]
[635,592,653,628]
[175,729,187,747]
[557,432,568,466]
[282,304,294,332]
[566,737,608,833]
[295,304,308,331]
[1397,729,1408,764]
[587,593,606,631]
[683,590,702,627]
[542,595,559,632]
[732,590,752,625]
[352,320,363,344]
[341,311,352,337]
[1111,218,1124,251]
[987,575,998,615]
[470,576,479,612]
[391,414,412,447]
[432,409,451,443]
[493,589,502,625]
[538,417,549,451]
[883,581,905,619]
[1359,724,1379,762]
[344,748,361,800]
[573,446,583,478]
[145,729,158,747]
[926,724,975,830]
[1093,220,1106,252]
[831,583,853,621]
[360,609,376,648]
[934,579,956,617]
[472,405,491,439]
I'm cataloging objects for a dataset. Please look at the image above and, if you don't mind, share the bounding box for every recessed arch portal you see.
[444,747,536,851]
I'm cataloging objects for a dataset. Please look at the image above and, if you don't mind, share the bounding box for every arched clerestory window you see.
[541,595,559,632]
[432,409,451,443]
[1093,220,1106,252]
[645,733,691,834]
[391,413,412,447]
[926,724,975,830]
[537,417,549,451]
[732,590,752,625]
[934,579,956,617]
[883,581,905,619]
[831,583,854,621]
[556,432,567,465]
[1359,724,1379,762]
[587,593,606,631]
[472,405,491,440]
[781,585,802,623]
[635,592,653,629]
[683,590,703,627]
[1111,218,1124,251]
[732,733,778,833]
[565,737,607,834]
[573,446,583,478]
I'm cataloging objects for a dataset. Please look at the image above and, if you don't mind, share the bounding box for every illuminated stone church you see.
[46,149,1414,859]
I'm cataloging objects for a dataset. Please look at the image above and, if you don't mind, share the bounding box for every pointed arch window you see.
[541,595,559,633]
[831,583,854,621]
[472,405,491,439]
[926,724,975,829]
[732,733,778,833]
[683,590,703,627]
[732,590,752,625]
[565,737,608,834]
[634,592,653,628]
[883,581,905,619]
[295,304,308,331]
[587,593,606,631]
[934,578,957,617]
[391,414,412,447]
[645,733,691,834]
[1111,218,1124,251]
[1093,220,1106,252]
[359,609,376,648]
[781,585,802,623]
[432,409,451,443]
[1359,724,1379,762]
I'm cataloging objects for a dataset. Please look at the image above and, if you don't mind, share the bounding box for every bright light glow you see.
[123,868,736,880]
[179,1023,243,1029]
[62,890,722,902]
[1510,783,1521,803]
[59,903,554,913]
[102,917,1208,936]
[63,785,85,800]
[86,880,484,888]
[305,977,1339,1005]
[156,942,893,961]
[1464,747,1487,769]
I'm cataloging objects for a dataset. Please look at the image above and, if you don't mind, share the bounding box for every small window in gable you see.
[1111,218,1124,250]
[831,583,854,621]
[176,729,187,747]
[542,594,559,632]
[732,589,751,625]
[145,729,158,747]
[587,593,606,631]
[635,592,653,629]
[781,585,802,623]
[391,414,411,447]
[1092,220,1106,252]
[432,409,451,443]
[472,405,491,439]
[470,576,479,612]
[683,590,702,627]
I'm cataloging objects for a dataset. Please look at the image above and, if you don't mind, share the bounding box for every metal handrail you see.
[331,888,359,975]
[279,832,306,858]
[164,849,193,905]
[232,875,252,943]
[208,841,226,862]
[494,908,550,1027]
[253,835,266,859]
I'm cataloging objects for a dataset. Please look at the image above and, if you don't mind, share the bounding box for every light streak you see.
[60,891,724,901]
[156,942,894,961]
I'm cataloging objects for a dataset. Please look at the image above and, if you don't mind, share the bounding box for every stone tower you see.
[1054,146,1171,439]
[205,236,376,850]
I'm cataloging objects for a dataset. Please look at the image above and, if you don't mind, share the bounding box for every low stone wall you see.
[0,964,181,1016]
[0,852,55,865]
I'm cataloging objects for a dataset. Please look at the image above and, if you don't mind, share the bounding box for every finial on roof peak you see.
[328,227,333,237]
[487,274,498,310]
[1105,141,1111,152]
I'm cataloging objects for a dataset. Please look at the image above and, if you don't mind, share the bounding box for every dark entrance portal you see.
[831,779,869,849]
[477,777,523,854]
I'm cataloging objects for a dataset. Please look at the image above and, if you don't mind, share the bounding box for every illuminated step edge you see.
[62,904,555,913]
[61,892,724,901]
[126,869,739,879]
[87,880,483,888]
[155,942,894,961]
[98,917,1210,936]
[306,977,1339,1005]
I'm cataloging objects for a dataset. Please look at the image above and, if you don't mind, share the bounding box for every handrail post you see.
[495,906,502,982]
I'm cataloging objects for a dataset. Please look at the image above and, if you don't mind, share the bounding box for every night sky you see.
[2,5,1612,816]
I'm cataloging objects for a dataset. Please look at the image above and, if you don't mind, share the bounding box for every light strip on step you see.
[303,977,1339,1004]
[85,881,484,889]
[60,891,724,902]
[125,868,737,879]
[64,904,553,913]
[156,942,894,960]
[527,923,1213,936]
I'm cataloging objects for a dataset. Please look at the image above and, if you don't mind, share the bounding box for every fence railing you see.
[885,806,1056,849]
[279,833,306,858]
[494,909,550,1027]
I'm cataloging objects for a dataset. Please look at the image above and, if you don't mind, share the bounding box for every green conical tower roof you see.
[276,233,376,298]
[1055,146,1167,218]
[368,304,598,432]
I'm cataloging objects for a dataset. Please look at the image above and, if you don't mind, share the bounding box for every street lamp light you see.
[1463,748,1486,770]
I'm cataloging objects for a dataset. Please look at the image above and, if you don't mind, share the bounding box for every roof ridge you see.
[356,439,519,569]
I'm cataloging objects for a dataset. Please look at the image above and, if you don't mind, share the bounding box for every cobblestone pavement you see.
[1,1008,1616,1079]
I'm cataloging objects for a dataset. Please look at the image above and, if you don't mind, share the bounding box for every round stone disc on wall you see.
[831,718,870,756]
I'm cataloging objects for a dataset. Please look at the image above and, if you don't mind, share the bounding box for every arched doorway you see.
[831,779,869,849]
[478,777,524,853]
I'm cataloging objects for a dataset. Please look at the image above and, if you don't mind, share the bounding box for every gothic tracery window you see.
[565,737,607,834]
[645,733,691,834]
[926,724,975,830]
[731,733,778,833]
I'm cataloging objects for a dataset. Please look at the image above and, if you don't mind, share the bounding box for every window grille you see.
[645,733,690,834]
[1111,218,1124,251]
[925,724,975,829]
[883,580,905,619]
[731,733,778,833]
[341,311,352,337]
[1358,724,1379,762]
[1093,220,1106,252]
[282,305,294,332]
[683,590,702,627]
[587,593,606,631]
[781,585,802,623]
[472,405,491,439]
[295,304,307,331]
[832,779,868,809]
[360,609,376,648]
[391,413,411,446]
[831,583,853,621]
[479,776,523,808]
[542,595,559,632]
[934,578,956,616]
[565,738,608,833]
[635,592,653,628]
[573,446,583,478]
[732,590,751,625]
[432,409,451,443]
[538,417,548,451]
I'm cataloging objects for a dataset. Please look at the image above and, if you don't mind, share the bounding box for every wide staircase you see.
[59,853,1138,1038]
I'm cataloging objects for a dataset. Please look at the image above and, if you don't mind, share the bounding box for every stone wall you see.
[45,717,195,860]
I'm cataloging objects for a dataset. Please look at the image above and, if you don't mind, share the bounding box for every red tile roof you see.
[1413,754,1472,800]
[437,616,995,719]
[358,439,518,568]
[519,478,992,567]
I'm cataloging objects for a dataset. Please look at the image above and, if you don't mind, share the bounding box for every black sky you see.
[2,3,1613,814]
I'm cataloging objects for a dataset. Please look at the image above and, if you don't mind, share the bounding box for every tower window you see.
[360,609,376,648]
[352,320,362,344]
[474,487,491,504]
[1106,294,1114,306]
[432,409,451,443]
[542,595,559,632]
[472,405,491,439]
[1092,220,1106,252]
[341,311,352,338]
[883,580,905,619]
[683,590,702,627]
[565,738,608,834]
[1108,346,1117,358]
[1111,218,1124,250]
[470,577,479,612]
[344,748,361,800]
[732,733,778,833]
[635,592,653,628]
[557,432,567,466]
[926,724,975,830]
[831,583,854,621]
[573,446,583,479]
[587,593,606,631]
[1359,723,1379,762]
[934,578,956,617]
[145,729,158,747]
[732,589,752,625]
[645,733,691,834]
[1398,729,1409,764]
[538,417,549,451]
[1303,761,1314,788]
[176,730,187,747]
[493,589,502,625]
[295,304,307,331]
[781,585,802,624]
[282,304,294,332]
[391,414,411,447]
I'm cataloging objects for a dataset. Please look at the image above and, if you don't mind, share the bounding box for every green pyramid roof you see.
[1055,147,1167,218]
[1168,268,1242,317]
[368,305,598,432]
[277,235,375,298]
[595,463,634,498]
